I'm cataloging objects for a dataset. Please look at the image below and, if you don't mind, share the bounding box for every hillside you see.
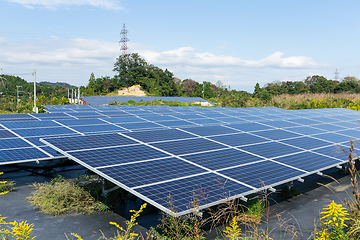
[39,81,77,88]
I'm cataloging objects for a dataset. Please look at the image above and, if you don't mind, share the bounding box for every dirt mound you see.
[117,85,147,96]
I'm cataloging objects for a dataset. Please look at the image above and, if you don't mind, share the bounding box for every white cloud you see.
[0,37,330,92]
[137,46,327,69]
[6,0,123,10]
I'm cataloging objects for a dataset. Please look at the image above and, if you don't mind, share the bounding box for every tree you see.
[112,53,180,96]
[253,83,261,97]
[182,79,197,96]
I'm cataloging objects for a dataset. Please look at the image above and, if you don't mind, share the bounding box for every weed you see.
[223,216,242,240]
[26,176,106,215]
[0,214,36,240]
[0,172,15,195]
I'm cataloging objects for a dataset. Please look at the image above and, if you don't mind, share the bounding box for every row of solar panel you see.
[41,126,351,214]
[0,106,359,165]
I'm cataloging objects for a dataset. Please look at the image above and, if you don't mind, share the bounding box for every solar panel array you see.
[13,104,355,216]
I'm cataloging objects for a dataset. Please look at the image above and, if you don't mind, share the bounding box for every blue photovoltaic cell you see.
[284,126,327,135]
[238,142,302,159]
[56,118,106,126]
[13,127,78,137]
[42,133,138,151]
[261,120,301,128]
[154,120,198,127]
[70,145,170,168]
[0,130,17,139]
[103,117,146,124]
[179,125,241,137]
[311,124,347,132]
[0,147,50,163]
[182,148,264,170]
[199,113,226,118]
[70,124,126,134]
[135,173,253,213]
[1,120,60,129]
[103,114,134,118]
[260,115,284,121]
[25,137,48,146]
[227,122,274,132]
[171,114,207,120]
[124,129,195,143]
[212,117,246,123]
[39,146,63,157]
[237,116,267,121]
[68,112,103,117]
[100,157,207,188]
[141,115,178,121]
[288,118,322,125]
[116,122,164,130]
[312,145,348,161]
[150,138,226,155]
[0,138,32,149]
[35,116,74,121]
[274,152,342,172]
[0,118,37,122]
[252,129,302,141]
[217,160,304,188]
[308,117,339,123]
[335,129,360,139]
[187,118,224,125]
[280,137,331,150]
[31,113,70,118]
[209,133,269,147]
[312,133,352,144]
[0,114,33,119]
[332,121,360,129]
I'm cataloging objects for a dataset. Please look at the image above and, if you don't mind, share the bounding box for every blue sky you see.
[1,0,359,93]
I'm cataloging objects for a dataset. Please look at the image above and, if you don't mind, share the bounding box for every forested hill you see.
[39,81,76,89]
[80,52,359,108]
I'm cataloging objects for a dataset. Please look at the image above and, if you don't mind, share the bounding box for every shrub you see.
[26,176,107,215]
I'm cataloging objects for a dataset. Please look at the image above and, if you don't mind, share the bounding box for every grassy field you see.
[242,93,360,110]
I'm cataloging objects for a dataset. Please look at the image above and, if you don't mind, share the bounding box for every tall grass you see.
[243,93,360,110]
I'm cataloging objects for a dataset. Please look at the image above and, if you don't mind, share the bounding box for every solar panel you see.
[179,125,241,137]
[124,129,195,143]
[280,136,330,150]
[273,152,342,172]
[150,138,226,155]
[226,122,274,132]
[0,147,51,164]
[182,148,264,170]
[238,141,302,159]
[217,160,305,188]
[251,129,302,141]
[209,133,269,147]
[1,120,60,129]
[3,105,358,214]
[134,173,253,213]
[99,157,206,188]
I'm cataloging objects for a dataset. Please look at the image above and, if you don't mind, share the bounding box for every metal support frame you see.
[286,181,294,191]
[101,178,120,196]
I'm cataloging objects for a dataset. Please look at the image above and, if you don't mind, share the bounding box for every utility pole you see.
[16,85,22,106]
[202,82,205,99]
[71,89,74,104]
[78,88,80,105]
[33,69,38,113]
